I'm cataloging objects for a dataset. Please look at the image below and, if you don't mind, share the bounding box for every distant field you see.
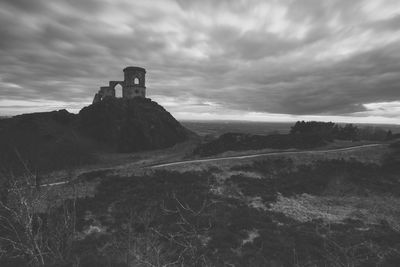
[181,120,400,137]
[345,122,400,133]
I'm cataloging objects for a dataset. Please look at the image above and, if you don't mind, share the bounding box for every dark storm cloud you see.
[0,0,400,120]
[241,42,400,115]
[168,0,400,117]
[1,0,48,12]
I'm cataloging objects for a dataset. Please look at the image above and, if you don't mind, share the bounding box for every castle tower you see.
[93,66,147,104]
[123,66,146,98]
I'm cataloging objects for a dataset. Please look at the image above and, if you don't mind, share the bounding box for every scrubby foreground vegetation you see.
[1,142,400,266]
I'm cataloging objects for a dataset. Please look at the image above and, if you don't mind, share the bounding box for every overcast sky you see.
[1,0,400,123]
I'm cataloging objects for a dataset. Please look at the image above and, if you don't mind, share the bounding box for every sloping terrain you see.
[0,109,95,174]
[0,98,192,175]
[79,97,190,152]
[0,115,398,266]
[2,141,399,266]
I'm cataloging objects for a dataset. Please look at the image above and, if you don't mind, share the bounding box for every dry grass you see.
[270,193,400,231]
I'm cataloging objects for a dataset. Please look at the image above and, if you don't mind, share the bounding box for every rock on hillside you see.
[78,97,190,152]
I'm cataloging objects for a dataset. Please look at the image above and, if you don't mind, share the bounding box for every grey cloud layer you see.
[0,0,399,117]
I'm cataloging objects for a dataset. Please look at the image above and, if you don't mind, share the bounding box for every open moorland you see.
[1,119,400,267]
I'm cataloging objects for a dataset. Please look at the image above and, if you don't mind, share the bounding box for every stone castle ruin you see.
[93,66,146,103]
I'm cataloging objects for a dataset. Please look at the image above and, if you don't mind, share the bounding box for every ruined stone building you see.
[93,66,146,103]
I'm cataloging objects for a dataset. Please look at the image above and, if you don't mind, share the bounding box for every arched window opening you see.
[134,77,139,85]
[114,83,123,98]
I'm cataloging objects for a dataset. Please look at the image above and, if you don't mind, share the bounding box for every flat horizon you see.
[3,109,400,128]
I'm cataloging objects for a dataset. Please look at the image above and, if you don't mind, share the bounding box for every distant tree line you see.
[290,121,394,142]
[194,121,397,156]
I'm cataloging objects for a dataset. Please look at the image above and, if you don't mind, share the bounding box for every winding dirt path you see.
[150,143,383,168]
[40,143,384,187]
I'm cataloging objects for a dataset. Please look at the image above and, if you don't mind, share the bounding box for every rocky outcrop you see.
[0,98,191,173]
[78,97,190,152]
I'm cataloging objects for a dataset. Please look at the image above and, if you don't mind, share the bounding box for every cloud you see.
[0,0,399,122]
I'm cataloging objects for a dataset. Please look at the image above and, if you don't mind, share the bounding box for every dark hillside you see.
[0,110,94,174]
[78,97,190,152]
[0,98,191,174]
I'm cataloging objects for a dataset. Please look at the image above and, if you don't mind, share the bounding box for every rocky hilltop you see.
[0,98,191,173]
[79,97,190,152]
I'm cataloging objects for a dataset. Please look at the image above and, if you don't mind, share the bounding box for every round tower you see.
[123,66,146,98]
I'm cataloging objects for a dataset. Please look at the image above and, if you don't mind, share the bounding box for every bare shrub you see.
[0,171,77,266]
